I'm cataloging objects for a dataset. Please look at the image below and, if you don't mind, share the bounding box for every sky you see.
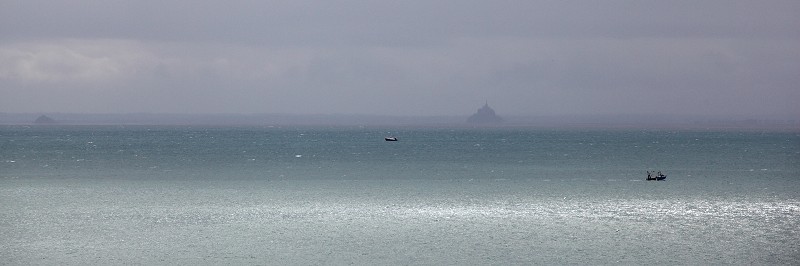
[1,0,799,117]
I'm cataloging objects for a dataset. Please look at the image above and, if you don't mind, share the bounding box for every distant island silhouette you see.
[467,101,503,123]
[34,115,56,124]
[0,112,793,130]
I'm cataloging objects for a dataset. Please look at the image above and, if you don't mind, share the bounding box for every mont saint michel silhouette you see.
[467,101,503,123]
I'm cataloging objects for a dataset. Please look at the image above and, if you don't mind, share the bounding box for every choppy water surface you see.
[1,126,798,264]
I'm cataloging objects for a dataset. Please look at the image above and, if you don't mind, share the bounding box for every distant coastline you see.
[1,113,797,131]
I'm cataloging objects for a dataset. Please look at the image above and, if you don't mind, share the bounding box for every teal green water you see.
[1,126,799,264]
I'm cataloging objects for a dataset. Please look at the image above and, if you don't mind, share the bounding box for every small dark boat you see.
[646,173,667,181]
[385,137,398,141]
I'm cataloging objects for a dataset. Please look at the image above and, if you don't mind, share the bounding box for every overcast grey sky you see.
[1,0,799,117]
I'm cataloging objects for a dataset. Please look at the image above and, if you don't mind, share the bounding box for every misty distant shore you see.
[1,113,797,131]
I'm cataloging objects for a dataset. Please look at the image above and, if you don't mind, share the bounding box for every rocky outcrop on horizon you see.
[33,115,56,124]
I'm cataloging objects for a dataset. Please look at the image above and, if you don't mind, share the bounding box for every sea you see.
[1,125,798,265]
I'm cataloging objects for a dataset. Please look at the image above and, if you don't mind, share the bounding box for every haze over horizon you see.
[2,1,799,118]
